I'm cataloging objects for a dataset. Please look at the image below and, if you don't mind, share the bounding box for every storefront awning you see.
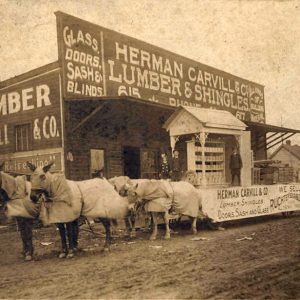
[163,106,246,134]
[66,97,175,133]
[245,121,300,150]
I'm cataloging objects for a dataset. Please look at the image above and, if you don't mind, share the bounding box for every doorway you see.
[123,146,140,179]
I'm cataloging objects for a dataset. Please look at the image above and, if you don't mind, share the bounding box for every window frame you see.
[14,123,33,152]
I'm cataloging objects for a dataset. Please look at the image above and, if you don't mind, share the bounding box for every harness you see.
[167,181,176,214]
[74,182,85,216]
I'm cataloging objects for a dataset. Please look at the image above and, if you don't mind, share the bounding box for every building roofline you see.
[0,61,60,89]
[270,144,300,160]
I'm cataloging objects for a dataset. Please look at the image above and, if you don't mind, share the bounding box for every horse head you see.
[123,183,140,204]
[108,176,134,197]
[27,161,54,203]
[0,163,17,208]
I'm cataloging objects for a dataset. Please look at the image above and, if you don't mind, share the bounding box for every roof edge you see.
[0,61,60,89]
[270,144,300,160]
[245,121,300,133]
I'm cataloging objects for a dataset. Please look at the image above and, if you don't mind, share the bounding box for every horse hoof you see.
[24,255,33,262]
[164,235,171,240]
[58,252,67,259]
[103,247,110,252]
[149,235,156,241]
[67,253,74,259]
[130,231,137,238]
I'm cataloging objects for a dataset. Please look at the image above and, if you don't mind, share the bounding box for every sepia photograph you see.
[0,0,299,299]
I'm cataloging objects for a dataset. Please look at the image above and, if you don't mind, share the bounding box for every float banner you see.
[56,12,265,123]
[1,151,63,175]
[201,184,300,222]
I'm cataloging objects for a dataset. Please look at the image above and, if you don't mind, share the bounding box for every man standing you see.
[170,150,182,181]
[159,152,170,179]
[230,147,243,186]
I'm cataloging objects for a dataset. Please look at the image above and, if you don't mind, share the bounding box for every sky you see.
[1,0,300,143]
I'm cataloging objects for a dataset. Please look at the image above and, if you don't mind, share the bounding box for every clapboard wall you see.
[64,100,174,180]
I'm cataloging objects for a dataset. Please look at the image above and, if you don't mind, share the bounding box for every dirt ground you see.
[0,214,299,300]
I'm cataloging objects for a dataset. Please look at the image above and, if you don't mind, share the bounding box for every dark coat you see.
[230,153,243,170]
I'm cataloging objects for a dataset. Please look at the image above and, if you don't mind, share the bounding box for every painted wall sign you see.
[0,71,62,154]
[56,12,265,123]
[201,184,300,222]
[2,151,63,174]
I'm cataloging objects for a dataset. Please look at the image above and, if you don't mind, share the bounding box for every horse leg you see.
[163,212,171,240]
[190,217,198,234]
[16,217,27,257]
[24,218,34,259]
[125,210,136,238]
[57,223,67,258]
[16,217,33,261]
[150,212,158,240]
[71,220,79,251]
[144,213,152,232]
[129,210,136,238]
[110,219,118,236]
[100,218,111,251]
[124,216,131,237]
[66,222,75,258]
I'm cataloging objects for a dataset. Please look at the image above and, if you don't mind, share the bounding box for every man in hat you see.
[159,152,170,179]
[230,147,243,186]
[170,149,182,181]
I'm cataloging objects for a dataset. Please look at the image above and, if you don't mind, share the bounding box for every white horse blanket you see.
[39,176,129,224]
[132,180,202,218]
[0,172,39,219]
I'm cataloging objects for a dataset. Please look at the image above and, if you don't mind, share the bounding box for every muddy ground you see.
[0,214,299,299]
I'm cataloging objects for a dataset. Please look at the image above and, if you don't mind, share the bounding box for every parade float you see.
[0,11,300,224]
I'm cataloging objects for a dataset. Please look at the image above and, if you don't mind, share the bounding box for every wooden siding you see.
[0,70,62,154]
[65,100,173,180]
[271,148,300,169]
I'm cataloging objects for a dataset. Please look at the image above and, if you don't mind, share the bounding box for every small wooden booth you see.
[163,106,252,187]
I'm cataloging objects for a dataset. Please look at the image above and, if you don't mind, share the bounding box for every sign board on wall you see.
[55,12,265,123]
[1,151,63,174]
[201,184,300,222]
[0,71,62,154]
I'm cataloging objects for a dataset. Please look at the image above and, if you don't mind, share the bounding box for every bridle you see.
[30,188,49,203]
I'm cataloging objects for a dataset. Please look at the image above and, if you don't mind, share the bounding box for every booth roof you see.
[163,106,247,131]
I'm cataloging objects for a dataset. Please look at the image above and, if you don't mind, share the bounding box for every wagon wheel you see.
[78,216,98,235]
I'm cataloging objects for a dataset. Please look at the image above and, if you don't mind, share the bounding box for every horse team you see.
[0,162,204,261]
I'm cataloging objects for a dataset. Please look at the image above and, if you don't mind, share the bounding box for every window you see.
[15,124,32,152]
[90,149,105,178]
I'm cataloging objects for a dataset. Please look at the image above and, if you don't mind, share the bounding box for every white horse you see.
[27,162,134,252]
[108,176,137,238]
[0,166,39,261]
[124,179,203,240]
[0,163,80,259]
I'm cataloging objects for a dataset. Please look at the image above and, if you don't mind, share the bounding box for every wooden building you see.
[1,12,299,186]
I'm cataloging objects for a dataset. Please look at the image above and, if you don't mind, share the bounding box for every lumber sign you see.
[55,12,265,123]
[201,184,300,222]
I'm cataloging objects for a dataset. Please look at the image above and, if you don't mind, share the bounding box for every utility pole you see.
[281,115,283,145]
